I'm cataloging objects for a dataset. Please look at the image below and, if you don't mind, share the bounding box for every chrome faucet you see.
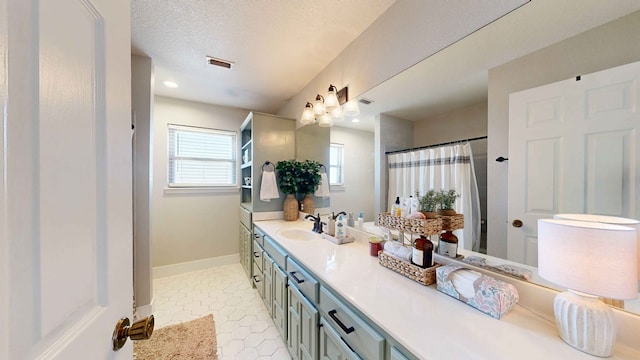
[305,213,325,234]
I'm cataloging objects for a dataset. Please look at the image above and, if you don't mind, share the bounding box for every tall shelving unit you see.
[239,112,295,277]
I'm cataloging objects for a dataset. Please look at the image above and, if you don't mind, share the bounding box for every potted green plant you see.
[417,190,440,218]
[276,159,301,221]
[297,160,322,214]
[438,189,459,216]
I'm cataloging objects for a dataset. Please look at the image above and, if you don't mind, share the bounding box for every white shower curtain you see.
[387,143,481,252]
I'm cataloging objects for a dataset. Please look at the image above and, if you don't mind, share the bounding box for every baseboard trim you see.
[153,253,240,278]
[135,299,154,319]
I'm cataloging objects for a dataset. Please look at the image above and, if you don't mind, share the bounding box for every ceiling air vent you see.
[359,98,373,105]
[206,56,234,69]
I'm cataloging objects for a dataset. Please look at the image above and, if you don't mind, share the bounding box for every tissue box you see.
[436,264,519,319]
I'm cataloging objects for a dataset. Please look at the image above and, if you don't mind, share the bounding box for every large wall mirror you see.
[295,124,330,212]
[347,2,640,315]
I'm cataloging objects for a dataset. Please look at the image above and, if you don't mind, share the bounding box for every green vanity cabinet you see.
[319,318,362,360]
[288,280,319,360]
[262,253,274,317]
[272,263,288,339]
[251,239,264,298]
[389,347,411,360]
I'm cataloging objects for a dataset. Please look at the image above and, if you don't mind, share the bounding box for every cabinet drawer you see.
[252,263,263,298]
[390,346,411,360]
[252,240,264,271]
[240,206,252,228]
[320,318,362,360]
[319,287,384,360]
[286,257,319,305]
[253,226,265,246]
[264,236,287,269]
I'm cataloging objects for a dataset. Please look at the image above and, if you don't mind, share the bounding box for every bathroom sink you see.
[277,229,319,241]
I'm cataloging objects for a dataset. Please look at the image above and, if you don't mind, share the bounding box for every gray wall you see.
[330,127,375,221]
[131,55,153,313]
[152,96,249,267]
[487,10,640,258]
[413,102,487,147]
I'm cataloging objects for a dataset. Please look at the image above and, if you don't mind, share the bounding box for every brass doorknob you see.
[512,219,523,228]
[112,315,154,351]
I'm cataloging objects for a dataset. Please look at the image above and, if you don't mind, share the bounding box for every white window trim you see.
[329,142,344,186]
[167,123,238,188]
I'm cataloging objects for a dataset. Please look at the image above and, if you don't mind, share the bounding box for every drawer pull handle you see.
[254,234,261,238]
[289,271,305,284]
[253,252,260,258]
[253,275,261,283]
[328,309,354,334]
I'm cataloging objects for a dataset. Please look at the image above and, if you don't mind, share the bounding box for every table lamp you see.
[553,213,640,278]
[538,219,638,357]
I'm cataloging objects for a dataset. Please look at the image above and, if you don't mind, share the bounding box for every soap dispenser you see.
[336,214,346,240]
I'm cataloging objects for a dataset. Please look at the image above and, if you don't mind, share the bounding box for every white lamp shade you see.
[324,88,339,111]
[300,107,315,125]
[343,99,360,116]
[330,107,343,122]
[538,219,638,299]
[318,113,333,127]
[554,213,640,277]
[313,98,325,116]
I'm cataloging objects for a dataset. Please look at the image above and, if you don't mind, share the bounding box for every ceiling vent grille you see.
[206,56,234,69]
[359,98,373,105]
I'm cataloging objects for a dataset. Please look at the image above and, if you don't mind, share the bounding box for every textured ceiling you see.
[131,0,396,113]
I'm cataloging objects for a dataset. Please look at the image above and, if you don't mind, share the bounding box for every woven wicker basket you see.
[283,194,299,221]
[301,194,314,215]
[377,212,442,235]
[378,250,441,286]
[441,214,464,231]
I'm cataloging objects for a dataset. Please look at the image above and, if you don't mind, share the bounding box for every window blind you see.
[168,124,237,187]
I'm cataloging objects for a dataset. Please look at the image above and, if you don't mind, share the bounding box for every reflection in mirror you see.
[295,124,330,212]
[349,4,640,315]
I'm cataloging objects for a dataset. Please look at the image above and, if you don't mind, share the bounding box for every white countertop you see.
[255,219,640,360]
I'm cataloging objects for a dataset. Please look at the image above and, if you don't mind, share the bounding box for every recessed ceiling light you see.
[163,81,178,88]
[351,118,360,123]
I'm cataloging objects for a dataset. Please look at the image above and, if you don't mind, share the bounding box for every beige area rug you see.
[133,314,218,360]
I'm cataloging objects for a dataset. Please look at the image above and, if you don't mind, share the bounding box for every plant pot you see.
[421,211,439,219]
[301,194,315,214]
[437,209,456,216]
[283,194,299,221]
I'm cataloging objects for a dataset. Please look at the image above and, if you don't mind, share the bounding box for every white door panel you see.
[1,0,132,359]
[509,61,640,265]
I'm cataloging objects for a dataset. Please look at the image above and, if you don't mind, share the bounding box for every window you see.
[329,143,344,186]
[168,124,237,187]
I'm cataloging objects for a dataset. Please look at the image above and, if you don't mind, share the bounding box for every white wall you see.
[487,10,640,258]
[276,1,525,122]
[330,127,375,221]
[152,96,249,267]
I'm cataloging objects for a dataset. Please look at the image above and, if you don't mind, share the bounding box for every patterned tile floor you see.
[152,263,290,360]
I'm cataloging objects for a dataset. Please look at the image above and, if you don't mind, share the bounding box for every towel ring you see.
[319,164,327,173]
[262,161,275,171]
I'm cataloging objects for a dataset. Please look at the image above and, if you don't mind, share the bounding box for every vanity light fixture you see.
[299,84,359,127]
[538,218,638,357]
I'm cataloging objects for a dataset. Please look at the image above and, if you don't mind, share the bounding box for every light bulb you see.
[324,84,339,111]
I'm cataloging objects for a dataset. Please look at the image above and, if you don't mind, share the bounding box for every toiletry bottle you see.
[347,212,354,227]
[391,196,401,217]
[438,230,458,258]
[412,235,433,268]
[327,213,336,236]
[357,212,364,230]
[336,214,345,240]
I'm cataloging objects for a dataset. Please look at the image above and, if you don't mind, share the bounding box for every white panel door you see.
[1,0,132,359]
[508,61,640,265]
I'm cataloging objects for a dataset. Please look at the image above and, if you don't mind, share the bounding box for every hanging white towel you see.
[260,170,280,201]
[314,173,330,198]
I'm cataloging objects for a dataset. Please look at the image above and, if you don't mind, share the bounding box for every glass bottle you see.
[438,230,458,258]
[412,235,434,268]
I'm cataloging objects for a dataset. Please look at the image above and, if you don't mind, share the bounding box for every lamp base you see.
[554,290,615,357]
